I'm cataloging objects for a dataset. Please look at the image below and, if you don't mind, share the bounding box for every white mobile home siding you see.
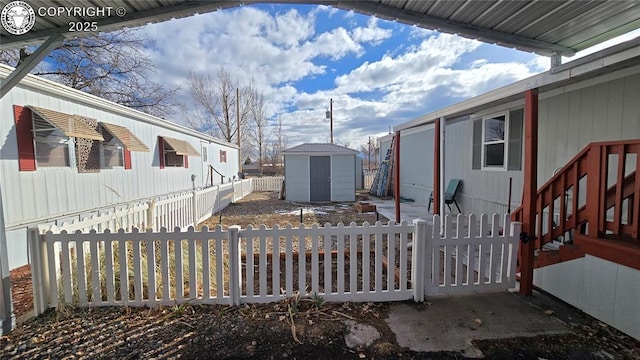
[284,155,309,202]
[331,155,355,202]
[0,68,239,268]
[386,68,640,216]
[534,256,640,340]
[537,72,640,186]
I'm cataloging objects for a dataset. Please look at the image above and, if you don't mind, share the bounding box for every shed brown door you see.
[310,156,330,201]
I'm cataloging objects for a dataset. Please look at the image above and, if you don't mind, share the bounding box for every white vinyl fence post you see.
[412,219,428,302]
[28,228,47,316]
[508,221,523,285]
[228,225,241,306]
[192,190,198,228]
[146,199,156,231]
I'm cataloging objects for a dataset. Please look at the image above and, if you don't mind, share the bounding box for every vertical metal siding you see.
[331,155,355,201]
[538,73,640,187]
[0,85,238,228]
[398,128,434,205]
[284,155,309,202]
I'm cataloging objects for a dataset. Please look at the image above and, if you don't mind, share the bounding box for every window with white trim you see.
[482,113,507,169]
[101,138,124,168]
[220,150,227,163]
[472,109,523,171]
[32,113,72,167]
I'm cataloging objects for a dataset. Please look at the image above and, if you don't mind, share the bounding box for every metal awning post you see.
[439,117,446,220]
[0,33,65,99]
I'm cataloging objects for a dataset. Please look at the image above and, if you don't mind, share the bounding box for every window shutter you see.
[158,137,165,169]
[13,105,37,171]
[184,155,189,168]
[472,118,482,170]
[507,109,523,170]
[124,149,132,170]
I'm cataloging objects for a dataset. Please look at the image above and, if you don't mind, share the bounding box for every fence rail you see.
[30,215,520,315]
[251,176,284,192]
[38,179,252,234]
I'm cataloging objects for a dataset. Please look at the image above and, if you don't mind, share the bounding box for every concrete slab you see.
[386,291,569,357]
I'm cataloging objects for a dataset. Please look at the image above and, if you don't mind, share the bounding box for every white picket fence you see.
[29,214,520,314]
[251,176,284,192]
[38,180,251,234]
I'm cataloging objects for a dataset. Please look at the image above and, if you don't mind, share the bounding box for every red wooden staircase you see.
[512,139,640,271]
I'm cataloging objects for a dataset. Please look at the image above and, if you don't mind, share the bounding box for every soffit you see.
[1,1,639,56]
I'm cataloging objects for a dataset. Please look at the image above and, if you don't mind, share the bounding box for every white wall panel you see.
[537,73,640,187]
[331,155,355,201]
[614,265,640,340]
[534,255,640,340]
[284,155,309,202]
[1,74,239,267]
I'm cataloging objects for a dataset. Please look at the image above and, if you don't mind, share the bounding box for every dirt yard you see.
[3,191,640,359]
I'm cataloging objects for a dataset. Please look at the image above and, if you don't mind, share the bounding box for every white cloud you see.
[351,17,392,45]
[137,6,543,150]
[333,34,481,94]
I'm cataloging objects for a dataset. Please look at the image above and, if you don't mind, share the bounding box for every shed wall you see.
[284,155,309,202]
[331,155,355,201]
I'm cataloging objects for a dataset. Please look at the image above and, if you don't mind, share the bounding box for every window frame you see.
[480,112,509,171]
[32,114,74,168]
[163,139,185,167]
[100,138,125,169]
[220,150,227,163]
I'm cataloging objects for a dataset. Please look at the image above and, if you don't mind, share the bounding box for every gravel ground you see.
[3,191,639,359]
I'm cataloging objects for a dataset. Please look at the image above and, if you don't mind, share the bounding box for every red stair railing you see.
[512,139,639,269]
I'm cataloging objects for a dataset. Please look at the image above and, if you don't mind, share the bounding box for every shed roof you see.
[1,1,639,57]
[283,143,358,154]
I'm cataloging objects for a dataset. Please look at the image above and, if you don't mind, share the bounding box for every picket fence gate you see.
[29,214,520,315]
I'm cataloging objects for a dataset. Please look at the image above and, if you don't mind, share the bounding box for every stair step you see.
[534,244,585,268]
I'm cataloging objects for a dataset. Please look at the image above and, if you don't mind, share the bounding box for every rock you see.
[344,320,381,349]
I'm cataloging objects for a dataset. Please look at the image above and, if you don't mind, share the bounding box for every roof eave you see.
[394,38,640,132]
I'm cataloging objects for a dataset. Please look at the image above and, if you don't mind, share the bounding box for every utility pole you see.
[330,98,333,144]
[368,136,372,172]
[325,99,334,144]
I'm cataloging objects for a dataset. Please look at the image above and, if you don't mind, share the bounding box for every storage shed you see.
[283,143,358,202]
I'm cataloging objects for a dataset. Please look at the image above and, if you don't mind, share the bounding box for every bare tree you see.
[0,29,177,117]
[186,67,255,145]
[247,89,269,173]
[267,116,287,175]
[359,137,379,171]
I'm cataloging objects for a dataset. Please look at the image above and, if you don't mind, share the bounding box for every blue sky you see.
[136,3,637,152]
